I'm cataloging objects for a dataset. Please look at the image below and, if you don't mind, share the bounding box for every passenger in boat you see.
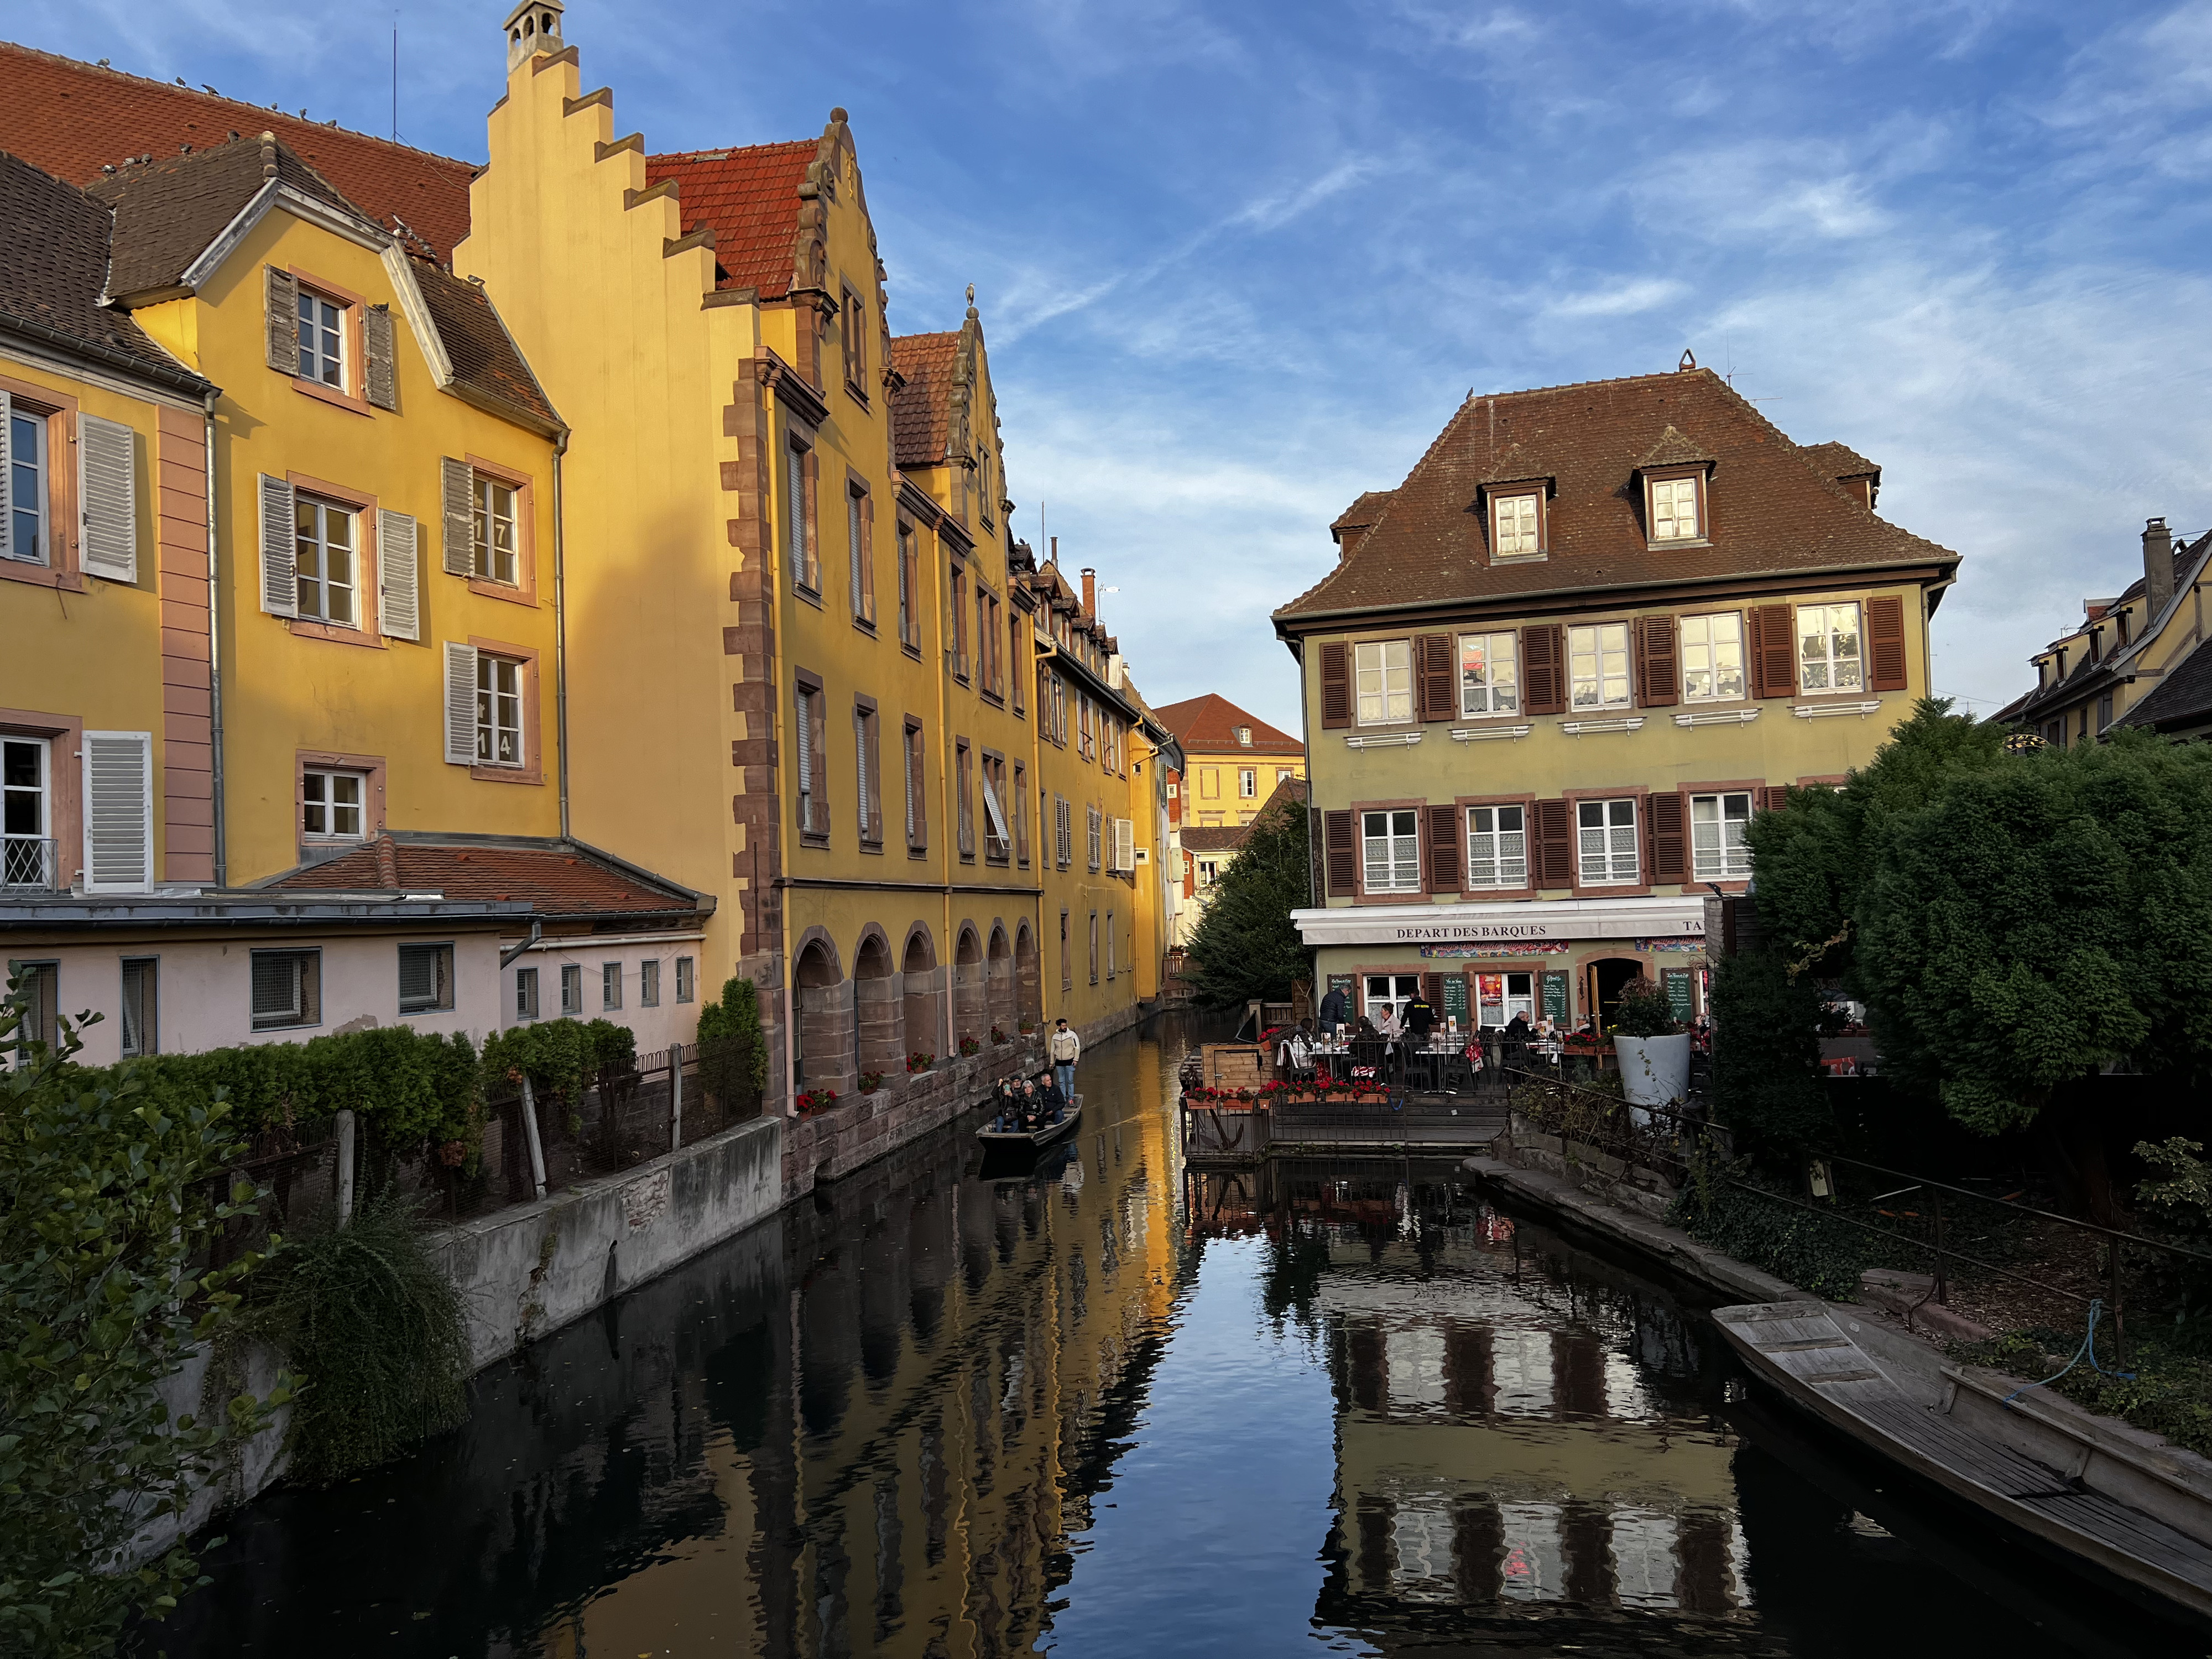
[1033,1072,1067,1127]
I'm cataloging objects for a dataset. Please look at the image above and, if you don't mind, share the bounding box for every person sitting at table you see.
[1376,1003,1402,1042]
[1503,1010,1531,1044]
[1354,1014,1379,1040]
[1405,992,1436,1044]
[1277,1021,1316,1081]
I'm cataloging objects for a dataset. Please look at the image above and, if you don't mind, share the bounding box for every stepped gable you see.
[1276,367,1959,620]
[0,40,476,258]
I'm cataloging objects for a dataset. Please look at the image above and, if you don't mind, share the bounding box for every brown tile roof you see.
[890,331,959,468]
[1331,490,1393,536]
[86,132,360,301]
[0,149,208,388]
[270,836,707,919]
[643,142,816,299]
[1801,440,1880,481]
[2120,634,2212,733]
[1155,693,1304,757]
[412,259,560,432]
[1635,424,1713,470]
[0,40,477,259]
[1180,825,1251,853]
[1277,367,1960,621]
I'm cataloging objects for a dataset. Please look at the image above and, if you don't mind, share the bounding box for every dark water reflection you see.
[159,1013,2197,1657]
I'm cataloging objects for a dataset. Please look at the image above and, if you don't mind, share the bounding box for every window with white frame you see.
[473,476,518,584]
[119,957,158,1058]
[675,956,695,1003]
[1465,804,1527,888]
[1475,970,1535,1027]
[602,961,622,1011]
[515,965,540,1021]
[251,948,321,1030]
[1198,858,1219,888]
[1797,602,1864,693]
[1361,808,1421,893]
[795,685,818,832]
[1577,799,1639,884]
[1691,792,1753,879]
[1491,491,1542,558]
[786,439,815,592]
[1681,612,1746,702]
[294,494,358,625]
[11,960,59,1057]
[1459,633,1519,717]
[1355,640,1413,724]
[301,768,367,840]
[1363,973,1421,1021]
[1239,768,1256,798]
[477,655,524,766]
[6,404,49,564]
[560,962,582,1015]
[2,736,53,889]
[297,287,346,389]
[1648,476,1700,541]
[640,959,661,1007]
[1569,623,1631,710]
[398,942,453,1015]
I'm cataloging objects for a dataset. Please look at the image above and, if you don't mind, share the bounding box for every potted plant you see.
[1610,978,1689,1118]
[989,1024,1010,1046]
[958,1035,981,1058]
[795,1087,839,1117]
[906,1050,936,1074]
[858,1070,885,1094]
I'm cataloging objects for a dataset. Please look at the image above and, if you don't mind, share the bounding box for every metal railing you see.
[2,835,56,889]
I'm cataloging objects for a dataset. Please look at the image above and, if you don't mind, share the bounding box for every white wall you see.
[503,932,708,1055]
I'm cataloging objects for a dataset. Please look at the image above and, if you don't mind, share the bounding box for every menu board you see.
[1663,968,1695,1023]
[1441,973,1470,1026]
[1542,971,1570,1023]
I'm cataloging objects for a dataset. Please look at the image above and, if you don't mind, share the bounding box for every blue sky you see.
[21,1,2212,732]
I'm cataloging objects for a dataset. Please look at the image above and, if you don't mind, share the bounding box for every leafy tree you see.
[1708,948,1829,1159]
[695,975,769,1117]
[1181,794,1312,1010]
[0,982,286,1657]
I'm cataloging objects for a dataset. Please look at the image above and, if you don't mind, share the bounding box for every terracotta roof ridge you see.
[646,138,816,163]
[1634,424,1714,469]
[0,40,476,168]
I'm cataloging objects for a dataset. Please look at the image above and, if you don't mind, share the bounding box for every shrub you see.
[1709,948,1831,1163]
[694,976,768,1118]
[481,1018,636,1136]
[1668,1151,1872,1301]
[1609,978,1680,1039]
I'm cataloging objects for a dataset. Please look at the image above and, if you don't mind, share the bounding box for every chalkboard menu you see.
[1542,971,1569,1023]
[1441,973,1470,1026]
[1663,968,1695,1022]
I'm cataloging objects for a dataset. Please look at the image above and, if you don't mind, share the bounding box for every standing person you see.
[1049,1018,1082,1101]
[1405,990,1437,1045]
[1317,981,1349,1039]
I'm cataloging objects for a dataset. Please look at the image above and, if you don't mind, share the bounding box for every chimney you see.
[2144,517,2174,621]
[1081,567,1097,618]
[504,0,566,70]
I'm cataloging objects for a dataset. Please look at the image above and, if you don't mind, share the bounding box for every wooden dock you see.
[1715,1300,2212,1623]
[1182,1096,1506,1162]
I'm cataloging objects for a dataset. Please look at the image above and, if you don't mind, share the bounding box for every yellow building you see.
[458,0,1165,1112]
[1275,363,1960,1031]
[1155,692,1305,950]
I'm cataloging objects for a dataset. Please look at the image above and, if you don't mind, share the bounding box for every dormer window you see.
[1648,474,1701,542]
[1491,490,1543,560]
[1235,726,1252,747]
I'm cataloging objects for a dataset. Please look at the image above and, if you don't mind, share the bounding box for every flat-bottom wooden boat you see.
[977,1096,1082,1148]
[1714,1300,2212,1624]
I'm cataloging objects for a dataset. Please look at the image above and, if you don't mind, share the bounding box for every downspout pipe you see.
[552,430,572,841]
[499,916,542,969]
[203,390,227,889]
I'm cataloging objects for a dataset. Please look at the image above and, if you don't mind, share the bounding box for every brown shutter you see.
[1762,785,1791,815]
[265,267,299,374]
[1324,809,1357,896]
[1426,804,1459,891]
[1636,616,1679,707]
[1416,633,1453,721]
[1422,971,1445,1010]
[1523,624,1566,714]
[1307,807,1326,907]
[363,305,397,409]
[1319,641,1351,728]
[1646,790,1686,884]
[1749,604,1795,700]
[1866,594,1907,691]
[1533,799,1573,888]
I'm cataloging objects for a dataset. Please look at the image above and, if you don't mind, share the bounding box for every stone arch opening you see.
[953,924,987,1050]
[852,929,901,1079]
[900,924,943,1066]
[1014,922,1041,1032]
[985,923,1014,1040]
[792,935,853,1099]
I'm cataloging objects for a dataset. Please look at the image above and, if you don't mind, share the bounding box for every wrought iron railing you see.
[1,835,56,889]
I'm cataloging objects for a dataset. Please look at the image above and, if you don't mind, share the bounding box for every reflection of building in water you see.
[538,1034,1188,1659]
[1304,1185,1754,1640]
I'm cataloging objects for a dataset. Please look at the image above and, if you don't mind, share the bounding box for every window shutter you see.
[78,414,138,582]
[0,390,12,561]
[363,305,398,410]
[1761,785,1791,815]
[82,731,153,893]
[1646,790,1686,884]
[1422,971,1446,1013]
[265,266,299,375]
[1749,604,1794,699]
[1416,633,1453,721]
[378,510,420,640]
[1522,624,1566,714]
[441,457,474,576]
[1426,803,1459,891]
[1635,616,1678,708]
[1324,808,1356,896]
[257,473,298,616]
[443,641,479,764]
[1533,799,1573,888]
[1866,595,1908,691]
[1319,640,1351,728]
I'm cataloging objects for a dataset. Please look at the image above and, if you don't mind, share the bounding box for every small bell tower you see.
[504,0,565,70]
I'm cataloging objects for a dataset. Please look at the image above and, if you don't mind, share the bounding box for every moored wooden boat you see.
[977,1095,1082,1147]
[1714,1300,2212,1623]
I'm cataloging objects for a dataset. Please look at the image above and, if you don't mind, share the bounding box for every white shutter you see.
[441,457,473,576]
[980,770,1009,843]
[378,509,420,640]
[1115,818,1134,872]
[82,731,153,893]
[79,414,138,582]
[443,641,479,764]
[0,389,12,561]
[853,708,868,834]
[257,473,297,616]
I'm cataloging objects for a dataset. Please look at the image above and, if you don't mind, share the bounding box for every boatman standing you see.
[1048,1018,1082,1100]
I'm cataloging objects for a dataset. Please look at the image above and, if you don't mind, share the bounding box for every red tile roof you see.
[890,331,959,467]
[1277,367,1960,620]
[644,142,816,298]
[1331,491,1392,535]
[1155,693,1304,757]
[272,837,705,919]
[1801,440,1880,481]
[0,40,477,259]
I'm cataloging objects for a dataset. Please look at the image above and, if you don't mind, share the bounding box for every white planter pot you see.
[1614,1033,1692,1120]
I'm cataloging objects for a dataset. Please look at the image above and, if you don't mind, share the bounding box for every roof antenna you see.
[392,13,399,142]
[1678,347,1697,372]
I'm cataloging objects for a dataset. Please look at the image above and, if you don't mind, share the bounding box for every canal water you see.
[158,1013,2197,1657]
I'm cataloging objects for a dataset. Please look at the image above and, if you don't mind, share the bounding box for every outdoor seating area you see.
[1303,1033,1620,1094]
